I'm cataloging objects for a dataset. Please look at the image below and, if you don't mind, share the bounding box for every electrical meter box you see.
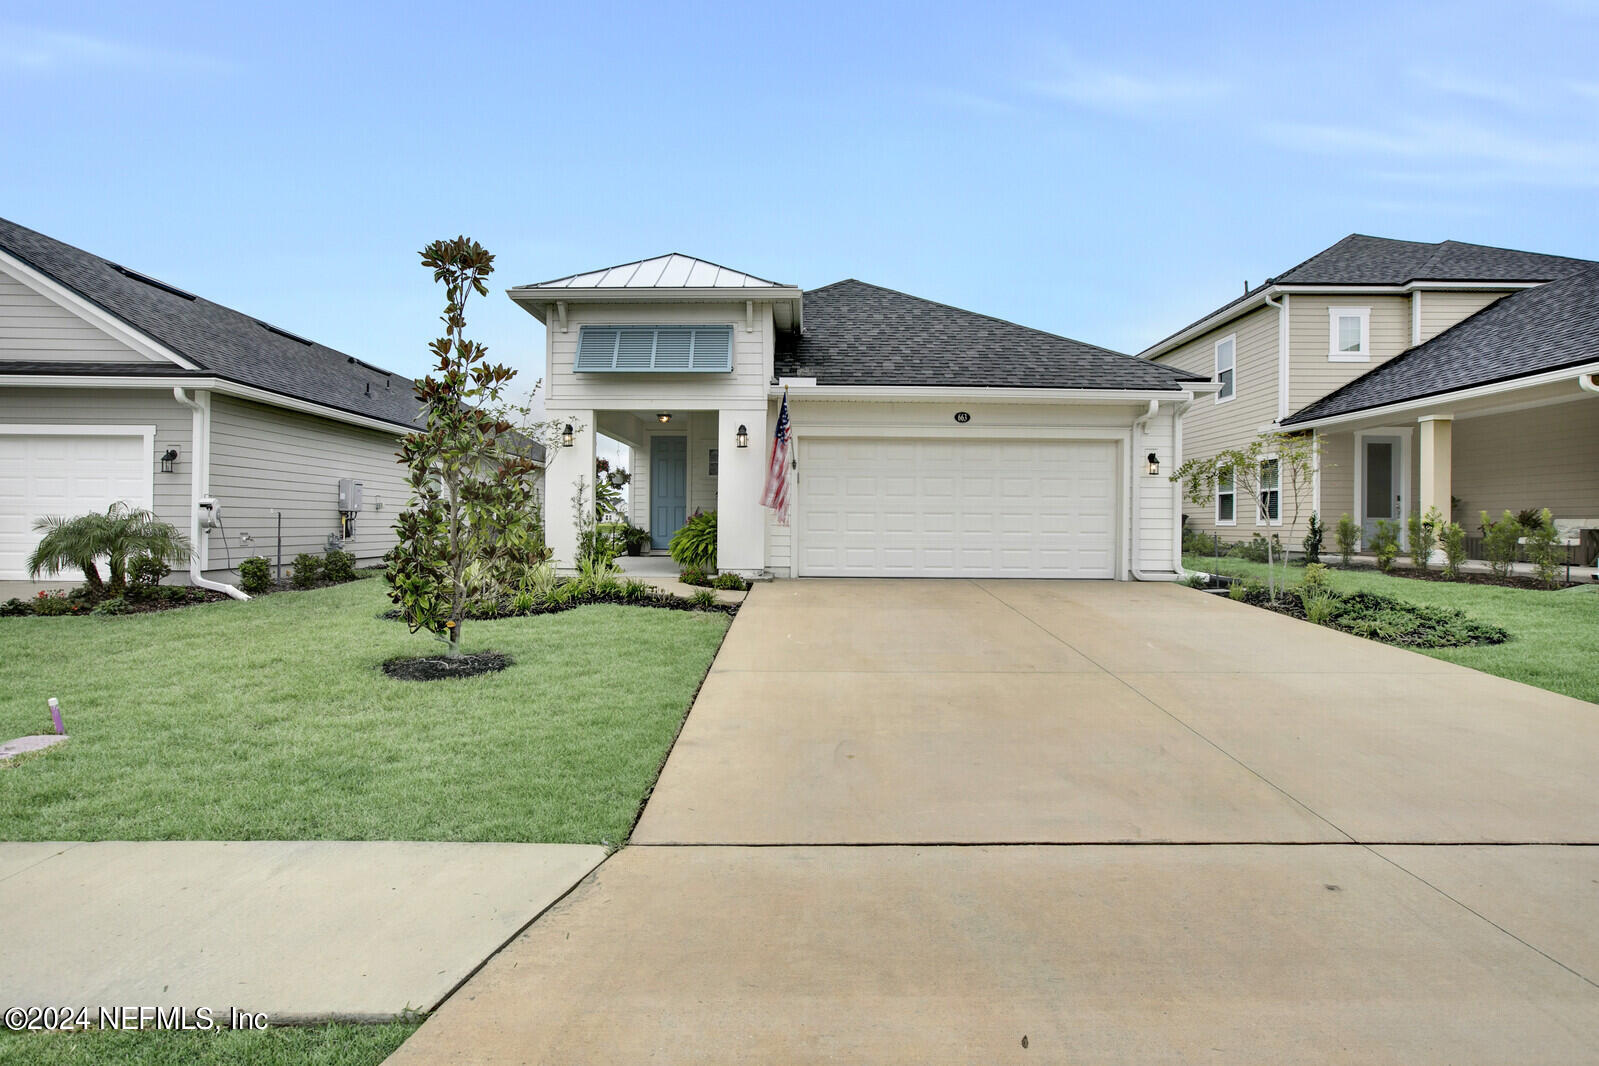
[338,478,364,512]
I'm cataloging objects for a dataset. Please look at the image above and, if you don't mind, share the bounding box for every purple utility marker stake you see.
[48,698,64,735]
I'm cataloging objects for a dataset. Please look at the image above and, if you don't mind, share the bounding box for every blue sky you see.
[4,0,1598,407]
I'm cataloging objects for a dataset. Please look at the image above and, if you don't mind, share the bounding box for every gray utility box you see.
[338,478,365,512]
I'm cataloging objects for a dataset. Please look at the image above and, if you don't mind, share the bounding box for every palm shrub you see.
[1370,520,1400,571]
[669,510,718,571]
[1522,508,1565,588]
[1302,511,1323,565]
[1334,513,1359,566]
[1479,510,1523,578]
[1440,521,1467,580]
[27,501,191,595]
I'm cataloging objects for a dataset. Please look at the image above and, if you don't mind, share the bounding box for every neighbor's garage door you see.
[796,437,1118,577]
[0,431,152,580]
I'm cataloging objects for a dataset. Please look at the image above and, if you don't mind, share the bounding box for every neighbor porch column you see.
[544,409,595,569]
[716,407,769,577]
[1418,414,1452,563]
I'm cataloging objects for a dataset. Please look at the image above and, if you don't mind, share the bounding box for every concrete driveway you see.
[391,580,1599,1064]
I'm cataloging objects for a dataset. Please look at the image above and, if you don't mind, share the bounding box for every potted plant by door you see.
[622,523,651,557]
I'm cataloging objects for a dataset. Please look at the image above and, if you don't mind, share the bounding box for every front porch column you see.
[1418,414,1452,562]
[716,407,769,576]
[543,409,594,569]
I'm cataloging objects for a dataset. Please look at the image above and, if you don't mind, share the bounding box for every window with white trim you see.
[1214,334,1236,402]
[1216,465,1236,525]
[1257,458,1280,524]
[1328,307,1370,361]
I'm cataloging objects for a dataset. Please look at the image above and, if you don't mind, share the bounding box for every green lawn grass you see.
[1186,555,1599,703]
[0,1021,415,1065]
[0,578,729,841]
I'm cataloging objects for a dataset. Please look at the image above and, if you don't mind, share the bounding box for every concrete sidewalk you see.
[0,841,605,1022]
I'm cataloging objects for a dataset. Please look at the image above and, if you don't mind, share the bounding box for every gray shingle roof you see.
[0,215,423,429]
[778,280,1204,390]
[1282,268,1599,425]
[1143,234,1597,358]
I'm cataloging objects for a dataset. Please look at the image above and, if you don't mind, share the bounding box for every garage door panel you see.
[799,437,1118,578]
[0,432,152,579]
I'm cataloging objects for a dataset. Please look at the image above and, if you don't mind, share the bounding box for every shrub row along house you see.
[0,216,427,592]
[1142,235,1599,564]
[3,220,1594,587]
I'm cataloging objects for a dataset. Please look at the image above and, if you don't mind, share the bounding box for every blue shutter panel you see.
[574,325,733,372]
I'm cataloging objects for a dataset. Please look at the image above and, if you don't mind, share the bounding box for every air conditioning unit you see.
[338,478,364,512]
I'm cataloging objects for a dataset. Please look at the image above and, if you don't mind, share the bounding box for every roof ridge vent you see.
[109,263,197,301]
[255,319,313,345]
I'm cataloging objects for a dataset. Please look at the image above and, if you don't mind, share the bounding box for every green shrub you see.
[1227,580,1249,601]
[31,591,78,616]
[323,549,357,583]
[1407,509,1440,572]
[1329,590,1508,648]
[291,553,324,589]
[0,598,31,617]
[621,578,652,601]
[688,589,718,609]
[1479,510,1523,578]
[712,572,747,591]
[91,596,131,616]
[1228,535,1272,564]
[668,511,717,570]
[239,556,273,594]
[1302,512,1323,565]
[124,554,170,600]
[1184,572,1207,589]
[678,566,710,588]
[1440,521,1467,580]
[1522,508,1564,588]
[1183,527,1221,556]
[1335,513,1359,566]
[1370,520,1400,571]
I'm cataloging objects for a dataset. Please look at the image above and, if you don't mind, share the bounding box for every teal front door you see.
[650,436,687,550]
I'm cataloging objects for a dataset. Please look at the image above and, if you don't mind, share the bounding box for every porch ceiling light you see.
[657,412,671,423]
[1146,452,1160,476]
[736,424,749,448]
[561,424,574,447]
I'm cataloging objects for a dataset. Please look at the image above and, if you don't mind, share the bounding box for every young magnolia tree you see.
[387,237,558,657]
[1172,430,1317,600]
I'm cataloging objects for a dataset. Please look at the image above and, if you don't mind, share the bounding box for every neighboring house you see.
[511,255,1213,579]
[1141,235,1599,559]
[0,216,434,589]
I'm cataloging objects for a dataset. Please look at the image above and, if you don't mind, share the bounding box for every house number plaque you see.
[953,411,971,423]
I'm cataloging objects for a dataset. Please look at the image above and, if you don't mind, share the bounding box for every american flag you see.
[761,389,792,525]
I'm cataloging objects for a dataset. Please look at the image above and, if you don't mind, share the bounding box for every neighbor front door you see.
[1361,435,1402,544]
[650,436,687,550]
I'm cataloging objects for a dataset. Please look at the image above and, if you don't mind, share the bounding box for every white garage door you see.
[0,431,152,580]
[796,437,1119,578]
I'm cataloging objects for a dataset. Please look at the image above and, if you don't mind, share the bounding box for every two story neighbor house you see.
[1142,235,1599,561]
[512,255,1214,580]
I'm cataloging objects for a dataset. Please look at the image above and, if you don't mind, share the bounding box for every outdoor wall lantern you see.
[160,447,179,473]
[1146,452,1160,476]
[736,424,749,448]
[656,412,671,423]
[561,424,575,447]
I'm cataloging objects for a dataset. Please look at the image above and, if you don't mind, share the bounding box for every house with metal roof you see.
[0,215,434,593]
[512,256,1213,579]
[1142,235,1599,564]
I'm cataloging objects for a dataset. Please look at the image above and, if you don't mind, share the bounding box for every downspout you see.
[1264,291,1288,423]
[1129,399,1162,581]
[1580,372,1599,395]
[173,387,248,600]
[1171,393,1197,578]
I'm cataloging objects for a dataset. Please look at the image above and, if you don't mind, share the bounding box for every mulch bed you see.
[379,591,738,623]
[382,651,513,681]
[1335,566,1581,591]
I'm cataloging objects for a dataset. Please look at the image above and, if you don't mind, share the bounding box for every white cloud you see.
[0,25,222,75]
[1026,62,1229,115]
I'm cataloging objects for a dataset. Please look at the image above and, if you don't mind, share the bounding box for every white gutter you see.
[1580,372,1599,396]
[1129,400,1165,582]
[1280,360,1599,431]
[769,384,1200,404]
[172,387,248,601]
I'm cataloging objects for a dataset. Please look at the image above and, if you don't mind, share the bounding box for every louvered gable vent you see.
[574,325,734,372]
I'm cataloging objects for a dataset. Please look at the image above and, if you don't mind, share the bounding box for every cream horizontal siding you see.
[1317,430,1356,536]
[0,386,192,532]
[1156,305,1279,541]
[0,271,147,362]
[1287,295,1410,412]
[1417,290,1513,344]
[547,302,773,410]
[207,395,409,570]
[1453,401,1599,524]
